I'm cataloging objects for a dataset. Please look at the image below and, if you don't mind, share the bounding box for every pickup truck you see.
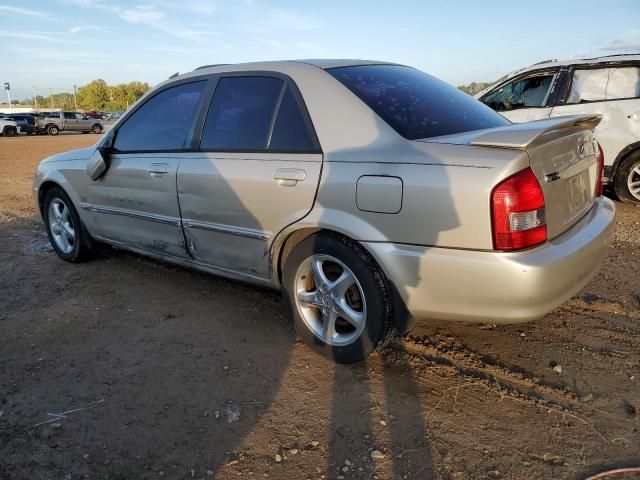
[0,116,20,136]
[36,111,103,136]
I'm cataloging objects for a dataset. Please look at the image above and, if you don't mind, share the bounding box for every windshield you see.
[328,64,510,139]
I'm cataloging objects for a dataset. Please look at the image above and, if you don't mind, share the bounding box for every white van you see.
[476,54,640,202]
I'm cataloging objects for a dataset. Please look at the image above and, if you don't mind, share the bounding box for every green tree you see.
[31,79,151,112]
[77,79,110,110]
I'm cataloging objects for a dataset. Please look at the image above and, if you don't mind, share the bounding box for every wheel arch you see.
[38,179,97,249]
[273,225,414,335]
[609,141,640,182]
[37,180,64,219]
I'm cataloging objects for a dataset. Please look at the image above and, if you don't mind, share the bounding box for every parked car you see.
[0,116,19,136]
[476,54,640,203]
[103,111,123,121]
[4,114,36,134]
[35,111,103,135]
[84,111,104,119]
[34,60,614,363]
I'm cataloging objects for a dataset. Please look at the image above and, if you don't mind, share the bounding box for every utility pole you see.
[32,87,38,110]
[73,84,78,111]
[49,89,54,108]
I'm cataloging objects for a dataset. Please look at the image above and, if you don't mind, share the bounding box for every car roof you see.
[156,59,404,91]
[192,59,397,74]
[475,53,640,98]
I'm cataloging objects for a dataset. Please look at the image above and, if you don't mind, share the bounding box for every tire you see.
[2,126,17,137]
[91,124,103,134]
[282,232,396,363]
[614,151,640,203]
[43,186,94,262]
[47,125,59,136]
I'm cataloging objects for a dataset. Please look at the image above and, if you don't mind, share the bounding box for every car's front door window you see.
[114,81,206,152]
[482,73,556,111]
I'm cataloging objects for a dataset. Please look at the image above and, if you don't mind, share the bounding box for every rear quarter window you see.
[328,64,509,139]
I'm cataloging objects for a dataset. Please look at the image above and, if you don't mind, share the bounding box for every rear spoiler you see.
[470,114,602,150]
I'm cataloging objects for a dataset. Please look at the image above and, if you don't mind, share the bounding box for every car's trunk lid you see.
[417,114,602,239]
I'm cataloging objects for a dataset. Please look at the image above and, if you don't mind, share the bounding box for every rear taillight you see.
[595,143,604,197]
[491,167,547,251]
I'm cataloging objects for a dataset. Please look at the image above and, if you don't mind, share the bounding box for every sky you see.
[1,0,639,101]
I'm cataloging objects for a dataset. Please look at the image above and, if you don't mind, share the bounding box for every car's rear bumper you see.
[363,197,615,324]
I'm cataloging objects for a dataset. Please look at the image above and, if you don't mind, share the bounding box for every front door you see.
[84,80,208,257]
[74,113,92,132]
[63,111,81,131]
[177,75,322,280]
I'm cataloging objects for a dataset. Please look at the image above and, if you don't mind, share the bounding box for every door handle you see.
[274,168,305,187]
[149,163,169,176]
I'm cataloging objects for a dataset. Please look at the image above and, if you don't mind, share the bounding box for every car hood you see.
[42,146,96,163]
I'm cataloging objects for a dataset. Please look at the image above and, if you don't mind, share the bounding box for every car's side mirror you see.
[86,131,115,180]
[86,148,110,181]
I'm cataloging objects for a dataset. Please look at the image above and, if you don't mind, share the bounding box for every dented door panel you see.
[177,152,322,279]
[84,153,187,257]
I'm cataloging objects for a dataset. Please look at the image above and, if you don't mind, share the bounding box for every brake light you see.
[491,168,547,251]
[595,143,604,197]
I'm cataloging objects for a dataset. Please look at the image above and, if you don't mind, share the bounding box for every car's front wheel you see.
[91,124,103,134]
[283,233,395,363]
[47,125,59,136]
[614,151,640,203]
[43,187,94,262]
[2,126,17,137]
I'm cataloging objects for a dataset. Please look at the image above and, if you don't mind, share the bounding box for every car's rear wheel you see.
[282,233,395,363]
[47,125,59,136]
[43,187,94,262]
[91,124,102,134]
[614,151,640,203]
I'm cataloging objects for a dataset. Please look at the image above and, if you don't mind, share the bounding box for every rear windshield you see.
[328,64,509,139]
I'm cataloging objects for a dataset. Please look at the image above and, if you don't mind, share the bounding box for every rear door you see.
[479,69,561,123]
[85,80,208,257]
[550,64,640,171]
[177,74,322,281]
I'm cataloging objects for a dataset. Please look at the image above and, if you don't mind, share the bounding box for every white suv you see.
[0,116,19,137]
[476,54,640,202]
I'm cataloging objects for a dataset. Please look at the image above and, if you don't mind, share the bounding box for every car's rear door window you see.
[201,76,283,150]
[114,80,206,152]
[567,68,609,103]
[328,64,509,139]
[606,67,640,100]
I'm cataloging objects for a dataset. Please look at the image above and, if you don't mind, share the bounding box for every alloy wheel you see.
[48,198,75,254]
[627,163,640,201]
[294,254,367,346]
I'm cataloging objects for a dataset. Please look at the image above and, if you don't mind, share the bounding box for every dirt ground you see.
[1,134,639,480]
